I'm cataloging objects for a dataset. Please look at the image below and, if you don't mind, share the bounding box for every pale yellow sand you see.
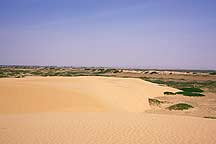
[0,76,178,113]
[0,113,216,144]
[1,76,215,144]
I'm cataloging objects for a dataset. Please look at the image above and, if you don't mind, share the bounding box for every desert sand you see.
[0,76,216,144]
[0,113,216,144]
[0,76,178,113]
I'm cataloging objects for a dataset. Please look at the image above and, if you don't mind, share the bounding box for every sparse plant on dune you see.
[167,103,193,111]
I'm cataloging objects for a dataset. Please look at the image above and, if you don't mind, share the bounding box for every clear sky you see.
[0,0,216,69]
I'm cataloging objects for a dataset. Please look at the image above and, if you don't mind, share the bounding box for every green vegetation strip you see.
[141,77,213,94]
[0,67,122,78]
[167,103,193,111]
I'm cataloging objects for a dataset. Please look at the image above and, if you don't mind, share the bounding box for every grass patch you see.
[167,103,193,111]
[164,91,176,95]
[148,98,164,106]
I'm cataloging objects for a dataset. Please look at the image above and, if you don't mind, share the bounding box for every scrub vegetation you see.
[148,98,164,106]
[141,77,216,93]
[0,66,121,78]
[167,103,193,111]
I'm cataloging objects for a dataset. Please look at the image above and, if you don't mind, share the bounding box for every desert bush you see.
[167,103,193,110]
[148,98,163,106]
[113,70,119,73]
[150,71,158,74]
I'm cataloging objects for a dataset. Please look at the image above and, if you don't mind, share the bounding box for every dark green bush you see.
[148,98,163,106]
[167,103,193,110]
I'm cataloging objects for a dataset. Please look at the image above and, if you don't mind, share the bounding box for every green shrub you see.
[167,103,193,110]
[164,91,176,95]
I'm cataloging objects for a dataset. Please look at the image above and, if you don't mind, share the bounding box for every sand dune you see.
[0,76,178,113]
[1,76,215,144]
[0,113,216,144]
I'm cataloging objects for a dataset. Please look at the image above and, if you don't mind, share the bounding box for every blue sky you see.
[0,0,216,69]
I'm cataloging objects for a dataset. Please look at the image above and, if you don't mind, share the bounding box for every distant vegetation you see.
[167,103,193,111]
[1,66,216,94]
[141,77,216,93]
[0,66,122,78]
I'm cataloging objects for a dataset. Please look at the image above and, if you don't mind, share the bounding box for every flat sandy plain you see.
[0,76,216,144]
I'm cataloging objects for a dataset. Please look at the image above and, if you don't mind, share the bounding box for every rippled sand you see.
[1,113,216,144]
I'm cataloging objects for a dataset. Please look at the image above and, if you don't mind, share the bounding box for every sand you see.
[0,76,178,113]
[0,113,216,144]
[0,76,216,144]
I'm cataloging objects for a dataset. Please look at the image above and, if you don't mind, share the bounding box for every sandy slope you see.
[1,76,215,144]
[0,76,178,113]
[0,113,216,144]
